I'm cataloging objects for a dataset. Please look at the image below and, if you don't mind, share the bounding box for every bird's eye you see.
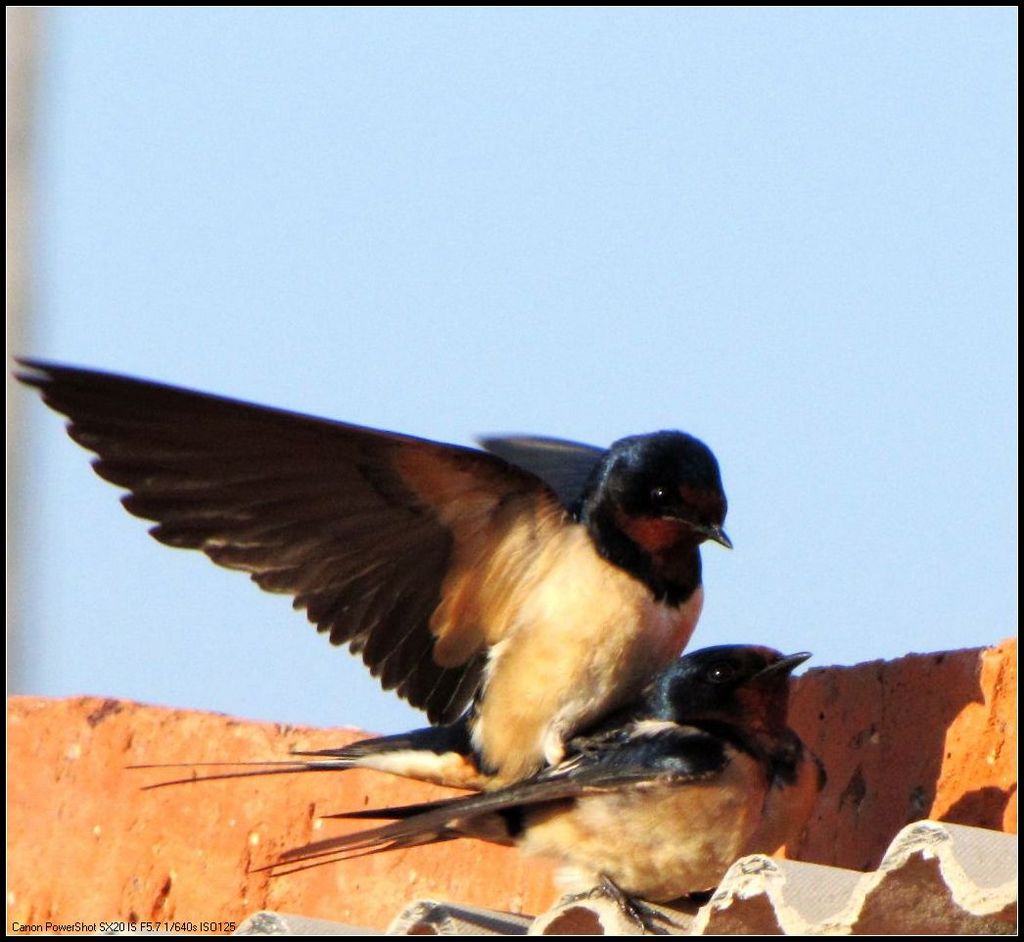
[706,662,737,684]
[650,485,671,506]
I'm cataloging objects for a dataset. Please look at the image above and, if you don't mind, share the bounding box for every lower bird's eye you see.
[706,662,737,684]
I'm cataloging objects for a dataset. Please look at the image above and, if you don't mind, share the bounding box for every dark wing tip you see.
[14,358,151,416]
[13,356,53,388]
[16,356,95,381]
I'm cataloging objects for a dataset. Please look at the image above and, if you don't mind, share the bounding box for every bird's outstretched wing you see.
[17,359,578,723]
[270,725,727,871]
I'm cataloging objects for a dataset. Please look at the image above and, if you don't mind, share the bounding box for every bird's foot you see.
[556,876,672,935]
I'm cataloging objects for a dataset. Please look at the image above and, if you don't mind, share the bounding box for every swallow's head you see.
[581,431,730,552]
[652,644,810,735]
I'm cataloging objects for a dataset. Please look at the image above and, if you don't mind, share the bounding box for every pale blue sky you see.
[13,8,1017,735]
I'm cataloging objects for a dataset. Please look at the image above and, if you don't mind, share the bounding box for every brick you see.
[786,637,1016,872]
[5,700,556,934]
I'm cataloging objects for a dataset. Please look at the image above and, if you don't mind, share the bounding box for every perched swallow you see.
[17,360,730,783]
[268,645,825,904]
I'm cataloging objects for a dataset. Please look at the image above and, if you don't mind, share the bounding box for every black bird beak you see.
[689,522,732,549]
[758,651,812,678]
[707,525,733,549]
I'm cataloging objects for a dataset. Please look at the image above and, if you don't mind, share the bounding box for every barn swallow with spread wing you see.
[266,645,825,906]
[17,360,730,783]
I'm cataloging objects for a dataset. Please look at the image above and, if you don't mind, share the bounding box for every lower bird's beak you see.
[758,651,812,678]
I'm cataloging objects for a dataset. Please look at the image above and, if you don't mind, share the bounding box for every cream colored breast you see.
[521,750,767,902]
[473,527,703,782]
[742,744,822,857]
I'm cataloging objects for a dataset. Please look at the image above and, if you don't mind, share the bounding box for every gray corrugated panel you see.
[882,820,1016,893]
[233,911,380,935]
[850,821,1016,934]
[693,821,1017,935]
[530,892,703,935]
[693,855,864,934]
[386,900,533,936]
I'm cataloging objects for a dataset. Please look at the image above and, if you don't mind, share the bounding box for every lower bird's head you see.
[650,644,811,737]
